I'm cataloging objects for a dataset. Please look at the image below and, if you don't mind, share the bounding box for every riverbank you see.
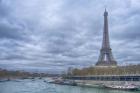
[47,77,140,91]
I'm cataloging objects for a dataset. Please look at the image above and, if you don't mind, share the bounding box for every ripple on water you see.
[0,79,139,93]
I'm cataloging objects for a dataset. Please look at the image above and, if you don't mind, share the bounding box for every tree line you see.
[0,68,48,79]
[68,64,140,76]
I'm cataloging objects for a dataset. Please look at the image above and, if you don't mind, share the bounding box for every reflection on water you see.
[0,79,139,93]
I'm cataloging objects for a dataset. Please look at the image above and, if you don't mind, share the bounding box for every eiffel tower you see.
[96,9,117,66]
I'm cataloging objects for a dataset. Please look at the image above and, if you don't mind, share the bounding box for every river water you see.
[0,79,139,93]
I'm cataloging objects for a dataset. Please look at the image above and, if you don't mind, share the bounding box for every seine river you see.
[0,79,139,93]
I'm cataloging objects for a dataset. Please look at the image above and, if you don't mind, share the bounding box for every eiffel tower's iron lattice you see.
[96,9,117,66]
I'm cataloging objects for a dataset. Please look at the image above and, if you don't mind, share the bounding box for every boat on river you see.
[47,78,77,86]
[104,83,139,91]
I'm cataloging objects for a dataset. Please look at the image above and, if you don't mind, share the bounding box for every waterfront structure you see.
[66,75,140,81]
[96,9,117,66]
[65,75,140,88]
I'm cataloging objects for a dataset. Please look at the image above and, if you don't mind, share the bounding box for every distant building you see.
[96,9,117,67]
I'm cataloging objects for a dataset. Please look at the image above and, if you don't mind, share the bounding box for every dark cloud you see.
[0,0,10,17]
[0,21,26,40]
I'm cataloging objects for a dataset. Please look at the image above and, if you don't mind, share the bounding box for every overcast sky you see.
[0,0,140,73]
